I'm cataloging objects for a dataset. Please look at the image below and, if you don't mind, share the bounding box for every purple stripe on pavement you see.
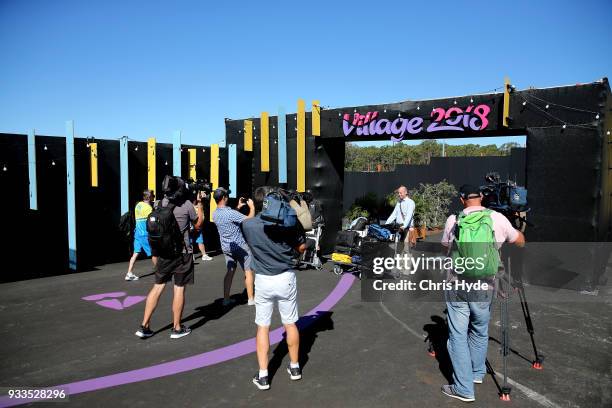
[0,274,355,407]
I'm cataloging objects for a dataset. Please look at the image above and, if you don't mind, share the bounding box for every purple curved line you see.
[0,274,355,407]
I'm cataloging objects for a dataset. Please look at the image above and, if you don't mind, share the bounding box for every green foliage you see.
[346,140,516,172]
[385,192,397,208]
[410,180,457,228]
[345,205,370,222]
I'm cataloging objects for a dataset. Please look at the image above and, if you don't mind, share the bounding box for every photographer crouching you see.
[241,186,312,390]
[135,176,205,340]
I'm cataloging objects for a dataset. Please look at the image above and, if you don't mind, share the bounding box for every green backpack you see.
[452,209,499,278]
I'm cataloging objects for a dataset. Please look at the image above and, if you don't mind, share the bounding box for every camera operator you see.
[440,184,525,402]
[241,186,311,391]
[212,188,255,306]
[135,182,204,340]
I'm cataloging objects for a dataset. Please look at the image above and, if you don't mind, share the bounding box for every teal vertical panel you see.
[65,120,77,270]
[229,143,237,198]
[120,136,129,214]
[278,107,287,183]
[28,129,37,210]
[173,130,181,176]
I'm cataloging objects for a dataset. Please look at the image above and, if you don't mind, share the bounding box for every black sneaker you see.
[135,325,154,338]
[252,373,270,390]
[441,385,475,402]
[287,365,302,380]
[170,325,191,339]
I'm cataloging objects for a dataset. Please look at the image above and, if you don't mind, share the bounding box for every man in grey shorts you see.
[212,187,255,306]
[241,186,308,391]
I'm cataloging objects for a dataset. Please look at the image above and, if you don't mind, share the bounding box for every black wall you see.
[0,134,225,282]
[226,113,345,253]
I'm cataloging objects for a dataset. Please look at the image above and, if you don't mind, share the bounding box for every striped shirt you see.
[212,206,247,253]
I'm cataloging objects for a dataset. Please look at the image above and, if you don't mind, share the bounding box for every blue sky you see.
[1,0,610,147]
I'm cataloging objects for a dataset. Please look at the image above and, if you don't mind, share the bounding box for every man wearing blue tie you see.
[385,185,416,258]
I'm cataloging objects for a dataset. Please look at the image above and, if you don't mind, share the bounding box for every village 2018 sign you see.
[342,104,491,141]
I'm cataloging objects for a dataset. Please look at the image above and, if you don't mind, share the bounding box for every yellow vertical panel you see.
[244,120,253,151]
[503,76,511,127]
[210,144,219,220]
[312,100,320,136]
[147,138,156,194]
[297,99,306,192]
[90,143,98,187]
[261,112,270,172]
[188,148,197,180]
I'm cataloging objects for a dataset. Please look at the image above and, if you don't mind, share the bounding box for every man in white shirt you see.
[385,185,416,256]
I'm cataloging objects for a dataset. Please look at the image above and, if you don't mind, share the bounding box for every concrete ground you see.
[0,243,610,408]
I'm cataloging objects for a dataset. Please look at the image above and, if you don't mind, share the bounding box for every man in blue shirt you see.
[212,187,255,306]
[385,185,416,255]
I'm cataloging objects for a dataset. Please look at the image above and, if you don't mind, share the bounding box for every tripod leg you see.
[516,282,543,369]
[499,259,512,401]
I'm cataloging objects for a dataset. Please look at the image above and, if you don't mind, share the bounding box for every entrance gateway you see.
[225,78,612,251]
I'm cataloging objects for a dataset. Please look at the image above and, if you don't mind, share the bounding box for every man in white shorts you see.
[241,187,307,391]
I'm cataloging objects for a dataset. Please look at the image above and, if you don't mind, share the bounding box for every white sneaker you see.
[125,273,139,281]
[201,254,213,261]
[247,299,255,306]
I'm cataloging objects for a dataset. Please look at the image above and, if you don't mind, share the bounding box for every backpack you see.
[350,216,368,231]
[146,203,184,258]
[118,211,134,238]
[452,209,500,278]
[261,192,297,227]
[336,230,359,248]
[367,224,391,241]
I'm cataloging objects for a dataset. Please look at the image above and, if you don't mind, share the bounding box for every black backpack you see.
[118,211,134,238]
[146,203,184,258]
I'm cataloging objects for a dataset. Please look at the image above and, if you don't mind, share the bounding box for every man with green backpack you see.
[440,184,525,402]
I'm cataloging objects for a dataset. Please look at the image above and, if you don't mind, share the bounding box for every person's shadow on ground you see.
[167,291,247,333]
[267,311,335,383]
[423,313,453,383]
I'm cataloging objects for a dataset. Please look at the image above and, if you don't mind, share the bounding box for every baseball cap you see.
[459,184,481,199]
[213,187,230,202]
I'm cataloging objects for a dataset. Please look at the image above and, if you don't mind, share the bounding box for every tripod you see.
[497,253,544,401]
[426,252,543,402]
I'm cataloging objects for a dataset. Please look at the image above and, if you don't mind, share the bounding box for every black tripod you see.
[496,253,544,401]
[426,252,543,402]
